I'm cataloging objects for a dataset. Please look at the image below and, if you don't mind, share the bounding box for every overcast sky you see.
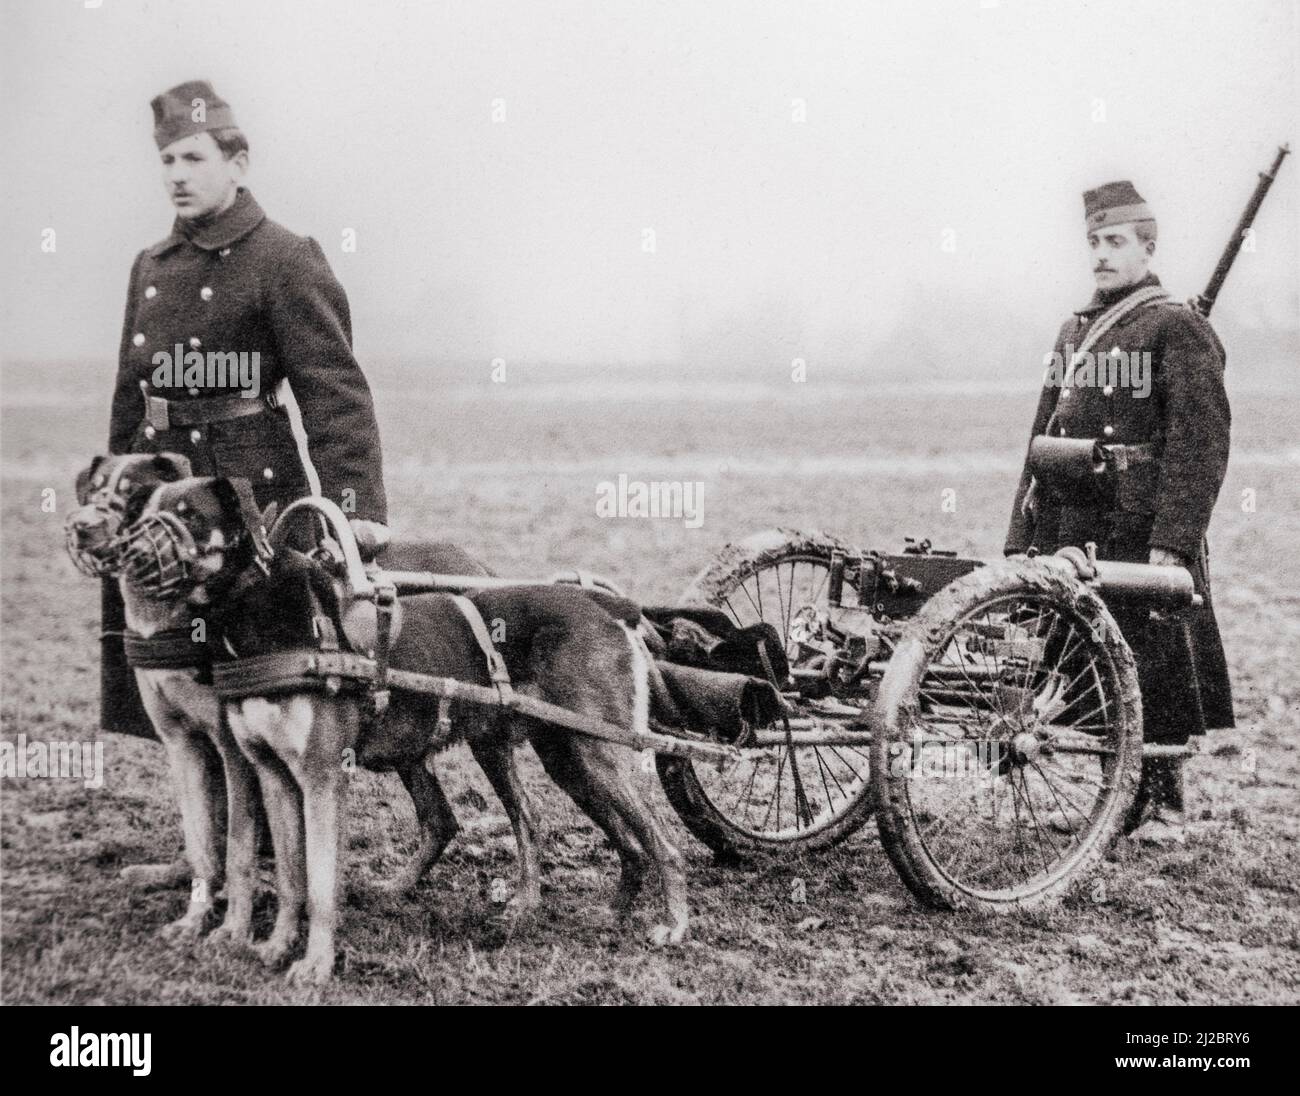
[2,0,1296,372]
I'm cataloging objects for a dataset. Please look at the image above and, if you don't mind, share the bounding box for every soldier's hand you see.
[1020,479,1038,519]
[1148,546,1188,568]
[349,519,391,562]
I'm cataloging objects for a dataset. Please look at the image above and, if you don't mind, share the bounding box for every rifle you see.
[1192,143,1290,317]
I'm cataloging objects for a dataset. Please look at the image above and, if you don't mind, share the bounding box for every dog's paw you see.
[647,922,688,948]
[203,920,254,954]
[497,892,540,933]
[253,936,296,970]
[285,950,336,987]
[120,860,190,890]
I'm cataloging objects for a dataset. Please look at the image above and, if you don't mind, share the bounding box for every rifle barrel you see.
[1197,143,1290,316]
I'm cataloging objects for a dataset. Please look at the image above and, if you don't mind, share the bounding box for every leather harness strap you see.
[212,649,376,699]
[446,595,512,694]
[1063,286,1171,380]
[208,605,740,765]
[124,627,208,670]
[369,579,397,721]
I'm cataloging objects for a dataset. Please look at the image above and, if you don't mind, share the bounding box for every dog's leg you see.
[383,761,460,896]
[227,699,307,969]
[538,732,687,946]
[528,734,651,926]
[285,696,352,987]
[596,751,689,947]
[203,713,261,952]
[249,755,306,969]
[468,728,542,925]
[154,724,225,942]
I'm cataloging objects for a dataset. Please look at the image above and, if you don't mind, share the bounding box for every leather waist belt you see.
[1028,436,1157,483]
[141,390,269,431]
[124,627,210,670]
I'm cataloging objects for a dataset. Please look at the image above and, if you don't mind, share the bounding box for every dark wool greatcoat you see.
[100,188,388,736]
[1004,274,1234,740]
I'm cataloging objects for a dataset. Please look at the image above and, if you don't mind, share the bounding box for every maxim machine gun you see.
[656,529,1199,912]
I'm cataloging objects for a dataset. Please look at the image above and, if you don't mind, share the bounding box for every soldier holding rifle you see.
[1004,159,1285,844]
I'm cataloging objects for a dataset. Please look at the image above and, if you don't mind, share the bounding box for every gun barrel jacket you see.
[1004,274,1234,736]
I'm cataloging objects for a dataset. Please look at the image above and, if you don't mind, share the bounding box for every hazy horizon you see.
[3,0,1297,379]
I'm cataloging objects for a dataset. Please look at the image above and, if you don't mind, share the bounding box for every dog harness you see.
[123,627,208,670]
[211,575,730,762]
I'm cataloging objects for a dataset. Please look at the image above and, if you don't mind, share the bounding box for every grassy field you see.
[2,358,1298,1004]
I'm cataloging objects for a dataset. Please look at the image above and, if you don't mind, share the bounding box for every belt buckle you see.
[146,395,171,432]
[1097,443,1127,472]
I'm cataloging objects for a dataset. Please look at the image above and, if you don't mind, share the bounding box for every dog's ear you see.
[150,452,193,482]
[75,455,107,503]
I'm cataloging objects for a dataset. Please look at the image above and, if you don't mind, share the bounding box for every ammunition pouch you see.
[1028,437,1105,484]
[1028,436,1158,500]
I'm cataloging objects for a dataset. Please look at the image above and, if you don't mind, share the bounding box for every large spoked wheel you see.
[870,558,1142,911]
[657,530,876,857]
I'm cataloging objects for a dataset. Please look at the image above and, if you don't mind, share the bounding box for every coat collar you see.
[146,188,266,257]
[1075,271,1162,318]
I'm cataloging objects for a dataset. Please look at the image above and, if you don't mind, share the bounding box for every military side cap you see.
[1083,180,1154,231]
[151,80,237,149]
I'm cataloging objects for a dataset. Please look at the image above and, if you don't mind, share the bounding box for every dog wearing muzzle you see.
[67,454,264,942]
[69,456,275,946]
[149,475,689,985]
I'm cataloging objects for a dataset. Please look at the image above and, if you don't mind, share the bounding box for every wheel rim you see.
[890,592,1132,899]
[699,553,872,842]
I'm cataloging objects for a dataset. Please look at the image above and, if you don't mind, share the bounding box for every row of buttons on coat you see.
[144,285,216,300]
[1058,385,1116,399]
[1059,425,1116,437]
[133,333,204,348]
[139,420,276,480]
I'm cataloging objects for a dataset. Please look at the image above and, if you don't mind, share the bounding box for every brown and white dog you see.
[143,476,689,984]
[68,454,266,944]
[69,455,504,953]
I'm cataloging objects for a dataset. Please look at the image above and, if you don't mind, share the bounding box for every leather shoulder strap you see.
[448,594,512,691]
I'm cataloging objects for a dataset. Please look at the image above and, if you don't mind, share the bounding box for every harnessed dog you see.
[69,455,522,954]
[129,476,689,985]
[67,453,262,943]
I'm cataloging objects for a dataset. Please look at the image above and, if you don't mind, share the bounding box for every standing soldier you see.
[1004,180,1234,845]
[101,79,390,742]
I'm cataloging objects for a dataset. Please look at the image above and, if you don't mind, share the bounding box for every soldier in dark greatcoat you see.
[1004,180,1234,845]
[100,80,390,739]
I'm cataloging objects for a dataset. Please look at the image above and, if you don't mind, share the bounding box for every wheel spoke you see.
[681,550,878,845]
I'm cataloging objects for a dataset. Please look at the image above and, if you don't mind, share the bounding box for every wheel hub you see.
[1010,731,1042,765]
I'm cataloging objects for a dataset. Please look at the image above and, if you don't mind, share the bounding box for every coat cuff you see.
[1148,527,1200,563]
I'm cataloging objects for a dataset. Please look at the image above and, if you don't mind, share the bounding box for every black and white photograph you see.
[1,0,1296,1047]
